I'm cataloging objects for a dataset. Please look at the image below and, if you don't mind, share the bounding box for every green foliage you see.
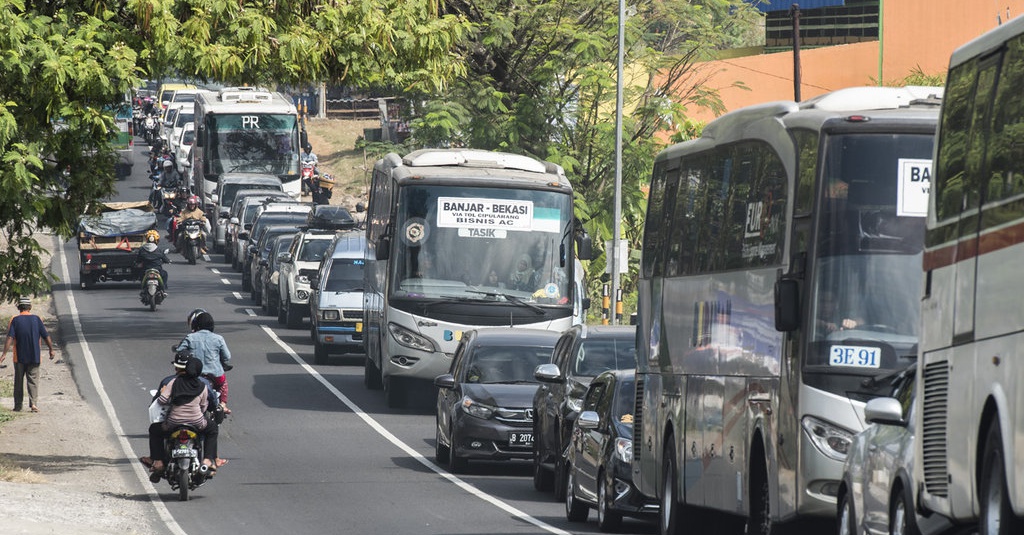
[876,66,946,88]
[0,0,470,302]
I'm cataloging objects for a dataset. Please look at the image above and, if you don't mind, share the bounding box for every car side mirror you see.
[210,194,219,204]
[434,374,456,389]
[534,363,564,384]
[864,397,908,427]
[230,217,239,225]
[277,252,292,264]
[219,211,229,219]
[577,410,600,430]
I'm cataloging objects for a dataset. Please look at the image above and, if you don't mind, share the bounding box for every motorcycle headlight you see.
[387,323,437,352]
[802,416,854,462]
[461,396,496,420]
[614,438,633,463]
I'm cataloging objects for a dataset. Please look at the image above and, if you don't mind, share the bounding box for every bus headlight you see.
[801,416,854,462]
[388,323,437,352]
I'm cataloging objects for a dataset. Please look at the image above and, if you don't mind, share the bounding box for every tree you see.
[0,0,469,302]
[413,0,757,318]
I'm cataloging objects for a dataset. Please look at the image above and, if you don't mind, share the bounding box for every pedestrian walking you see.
[0,297,56,412]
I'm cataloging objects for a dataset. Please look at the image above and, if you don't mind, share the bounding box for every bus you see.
[364,149,592,408]
[917,16,1024,535]
[192,87,302,209]
[633,86,941,534]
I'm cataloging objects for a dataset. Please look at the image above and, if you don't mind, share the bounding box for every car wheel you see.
[597,469,623,532]
[838,490,856,535]
[268,291,279,315]
[313,341,328,365]
[981,420,1024,535]
[286,302,303,328]
[241,271,251,291]
[260,284,269,312]
[277,295,287,324]
[564,464,589,522]
[446,424,467,473]
[434,417,450,464]
[889,483,919,535]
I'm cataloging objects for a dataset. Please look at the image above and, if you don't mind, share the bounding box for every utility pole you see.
[791,4,802,102]
[611,0,626,325]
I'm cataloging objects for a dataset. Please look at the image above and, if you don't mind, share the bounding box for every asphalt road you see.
[51,139,659,535]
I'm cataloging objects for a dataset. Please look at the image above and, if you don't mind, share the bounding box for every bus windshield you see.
[390,185,573,307]
[808,133,933,373]
[207,114,300,176]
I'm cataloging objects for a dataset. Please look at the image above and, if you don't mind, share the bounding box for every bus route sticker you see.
[437,197,533,231]
[897,158,931,217]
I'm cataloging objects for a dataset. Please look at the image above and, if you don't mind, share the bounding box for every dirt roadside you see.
[0,233,161,535]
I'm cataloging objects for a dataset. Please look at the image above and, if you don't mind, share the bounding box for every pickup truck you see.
[77,201,158,289]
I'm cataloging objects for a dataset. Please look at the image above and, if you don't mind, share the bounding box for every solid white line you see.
[259,326,572,535]
[57,239,187,535]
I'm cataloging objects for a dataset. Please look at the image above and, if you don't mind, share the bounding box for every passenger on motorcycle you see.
[174,311,233,415]
[173,196,210,254]
[142,352,222,481]
[135,230,171,291]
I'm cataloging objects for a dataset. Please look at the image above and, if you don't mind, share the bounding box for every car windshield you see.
[572,338,638,376]
[298,239,332,262]
[465,345,554,384]
[325,259,364,292]
[222,184,280,208]
[175,112,194,128]
[260,229,296,256]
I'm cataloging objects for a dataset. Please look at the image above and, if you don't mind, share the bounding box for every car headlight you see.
[614,437,632,463]
[802,416,854,462]
[567,397,583,413]
[387,323,437,352]
[323,309,340,321]
[461,396,495,419]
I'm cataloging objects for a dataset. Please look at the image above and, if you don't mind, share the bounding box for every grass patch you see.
[0,456,45,483]
[303,118,379,198]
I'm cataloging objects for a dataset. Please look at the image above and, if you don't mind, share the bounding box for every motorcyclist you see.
[174,195,210,254]
[140,352,223,481]
[174,311,233,414]
[135,230,170,292]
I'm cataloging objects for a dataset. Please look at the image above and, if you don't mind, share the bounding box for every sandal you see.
[149,462,164,483]
[140,456,154,468]
[29,406,38,412]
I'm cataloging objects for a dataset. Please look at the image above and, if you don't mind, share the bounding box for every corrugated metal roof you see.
[749,0,847,13]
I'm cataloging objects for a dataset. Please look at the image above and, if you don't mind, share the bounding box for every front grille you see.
[634,378,644,465]
[342,309,362,320]
[495,408,533,428]
[921,360,950,497]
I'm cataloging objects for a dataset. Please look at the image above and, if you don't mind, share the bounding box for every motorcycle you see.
[179,219,205,265]
[143,115,159,145]
[139,268,167,311]
[156,424,211,501]
[301,162,316,195]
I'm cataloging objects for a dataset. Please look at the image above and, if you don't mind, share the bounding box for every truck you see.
[77,201,158,289]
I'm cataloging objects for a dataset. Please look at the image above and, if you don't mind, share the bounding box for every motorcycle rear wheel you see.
[177,469,189,501]
[150,298,157,312]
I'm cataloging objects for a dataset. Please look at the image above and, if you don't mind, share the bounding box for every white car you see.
[276,229,338,328]
[174,122,194,175]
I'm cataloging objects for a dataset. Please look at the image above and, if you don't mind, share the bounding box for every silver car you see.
[837,364,952,535]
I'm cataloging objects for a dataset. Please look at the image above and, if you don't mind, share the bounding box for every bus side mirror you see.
[581,296,591,311]
[375,236,390,261]
[774,278,800,332]
[577,234,593,261]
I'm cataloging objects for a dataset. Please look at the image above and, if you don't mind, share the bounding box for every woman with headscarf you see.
[509,253,536,291]
[144,354,221,481]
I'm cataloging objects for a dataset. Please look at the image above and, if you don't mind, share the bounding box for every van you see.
[156,83,198,111]
[309,231,366,364]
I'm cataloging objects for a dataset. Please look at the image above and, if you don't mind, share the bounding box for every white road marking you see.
[245,308,257,317]
[260,326,572,535]
[210,268,221,274]
[57,239,188,535]
[232,292,243,300]
[221,278,231,285]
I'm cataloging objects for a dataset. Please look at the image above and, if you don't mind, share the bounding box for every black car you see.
[259,233,296,315]
[533,324,637,499]
[241,211,308,291]
[433,328,561,473]
[248,226,299,302]
[564,369,657,531]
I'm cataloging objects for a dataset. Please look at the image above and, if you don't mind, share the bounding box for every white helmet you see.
[162,159,173,168]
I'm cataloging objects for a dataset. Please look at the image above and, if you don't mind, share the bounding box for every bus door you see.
[953,56,999,343]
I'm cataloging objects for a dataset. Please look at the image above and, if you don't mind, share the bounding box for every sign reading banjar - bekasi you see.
[437,197,534,231]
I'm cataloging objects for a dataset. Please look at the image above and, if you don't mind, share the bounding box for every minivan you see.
[309,231,366,364]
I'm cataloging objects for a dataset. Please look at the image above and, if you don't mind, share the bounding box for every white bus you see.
[192,87,302,209]
[917,16,1024,535]
[364,149,592,408]
[633,86,941,535]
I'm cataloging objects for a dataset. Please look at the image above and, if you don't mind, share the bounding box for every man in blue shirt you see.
[0,297,55,412]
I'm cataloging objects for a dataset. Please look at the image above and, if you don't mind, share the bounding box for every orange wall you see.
[686,0,1024,122]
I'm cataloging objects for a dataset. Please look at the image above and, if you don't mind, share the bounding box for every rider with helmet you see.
[173,195,210,254]
[135,230,171,291]
[174,311,233,415]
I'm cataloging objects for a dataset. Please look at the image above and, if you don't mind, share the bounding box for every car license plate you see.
[356,322,363,333]
[171,447,197,459]
[509,432,533,447]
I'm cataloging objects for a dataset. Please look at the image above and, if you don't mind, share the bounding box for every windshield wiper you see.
[860,360,916,389]
[465,289,544,315]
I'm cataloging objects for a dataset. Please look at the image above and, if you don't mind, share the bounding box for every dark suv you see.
[532,324,636,499]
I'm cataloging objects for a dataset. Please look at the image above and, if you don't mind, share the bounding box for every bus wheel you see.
[746,459,774,535]
[980,420,1024,535]
[660,441,681,535]
[384,376,404,408]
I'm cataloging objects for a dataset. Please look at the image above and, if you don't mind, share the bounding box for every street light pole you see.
[611,0,625,325]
